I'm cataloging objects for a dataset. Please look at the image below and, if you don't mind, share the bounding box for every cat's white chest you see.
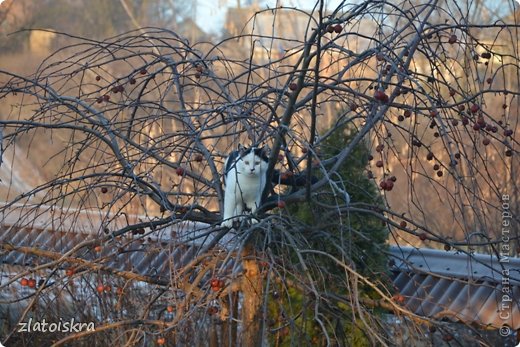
[231,173,263,207]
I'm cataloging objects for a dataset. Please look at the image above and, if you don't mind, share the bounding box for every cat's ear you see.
[238,144,246,156]
[259,145,270,161]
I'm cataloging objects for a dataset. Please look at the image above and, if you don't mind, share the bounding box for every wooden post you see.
[209,319,218,347]
[221,293,238,347]
[241,244,263,346]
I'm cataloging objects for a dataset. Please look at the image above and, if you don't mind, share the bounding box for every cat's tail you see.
[271,170,318,186]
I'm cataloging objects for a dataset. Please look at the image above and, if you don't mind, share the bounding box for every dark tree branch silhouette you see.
[0,0,518,345]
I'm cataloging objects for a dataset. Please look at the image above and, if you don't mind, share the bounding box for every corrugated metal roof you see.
[390,246,520,329]
[390,246,520,284]
[0,203,238,281]
[1,225,197,281]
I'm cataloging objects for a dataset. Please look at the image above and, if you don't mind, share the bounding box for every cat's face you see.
[237,148,268,177]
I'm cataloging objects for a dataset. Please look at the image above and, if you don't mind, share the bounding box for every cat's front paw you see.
[221,219,234,228]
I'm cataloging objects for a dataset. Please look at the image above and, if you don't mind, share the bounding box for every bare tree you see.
[0,0,518,346]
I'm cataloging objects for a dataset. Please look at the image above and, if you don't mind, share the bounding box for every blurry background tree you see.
[0,0,518,346]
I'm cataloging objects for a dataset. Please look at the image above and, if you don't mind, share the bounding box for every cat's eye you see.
[244,161,250,165]
[255,161,260,165]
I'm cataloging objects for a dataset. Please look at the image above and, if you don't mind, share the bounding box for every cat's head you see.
[236,145,269,176]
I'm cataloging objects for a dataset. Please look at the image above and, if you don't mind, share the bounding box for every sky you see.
[196,0,346,34]
[0,0,517,35]
[195,0,520,34]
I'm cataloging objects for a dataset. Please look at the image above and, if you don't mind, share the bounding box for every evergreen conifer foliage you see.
[264,125,389,345]
[288,124,388,275]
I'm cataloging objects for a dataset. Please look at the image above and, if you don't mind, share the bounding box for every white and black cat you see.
[221,145,269,227]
